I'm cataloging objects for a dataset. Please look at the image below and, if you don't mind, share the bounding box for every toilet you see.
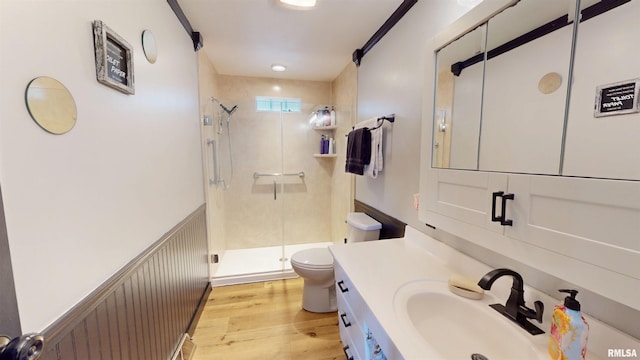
[290,212,382,313]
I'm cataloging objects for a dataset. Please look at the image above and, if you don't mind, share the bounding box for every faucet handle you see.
[533,301,544,323]
[520,300,544,323]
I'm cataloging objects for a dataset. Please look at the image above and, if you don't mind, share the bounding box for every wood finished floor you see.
[190,278,344,360]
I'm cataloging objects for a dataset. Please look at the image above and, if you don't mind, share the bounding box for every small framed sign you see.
[594,78,639,117]
[92,20,135,95]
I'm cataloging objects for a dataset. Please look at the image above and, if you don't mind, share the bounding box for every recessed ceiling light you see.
[271,64,287,72]
[278,0,317,9]
[280,0,316,7]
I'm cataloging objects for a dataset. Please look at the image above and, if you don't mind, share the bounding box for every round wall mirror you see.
[25,76,77,135]
[142,30,158,64]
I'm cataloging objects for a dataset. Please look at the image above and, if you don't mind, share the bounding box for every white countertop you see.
[329,226,640,360]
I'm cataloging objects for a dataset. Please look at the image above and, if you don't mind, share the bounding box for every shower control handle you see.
[273,180,277,200]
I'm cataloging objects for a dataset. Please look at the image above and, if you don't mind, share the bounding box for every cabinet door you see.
[425,168,508,234]
[505,175,640,310]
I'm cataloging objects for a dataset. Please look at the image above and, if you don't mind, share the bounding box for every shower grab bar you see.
[253,171,305,180]
[207,139,222,187]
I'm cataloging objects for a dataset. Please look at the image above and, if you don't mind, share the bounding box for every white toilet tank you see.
[346,212,382,242]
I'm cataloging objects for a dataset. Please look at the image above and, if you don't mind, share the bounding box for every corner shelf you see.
[313,154,337,158]
[311,106,337,158]
[313,125,338,131]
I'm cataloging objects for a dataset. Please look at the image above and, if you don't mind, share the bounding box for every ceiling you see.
[178,0,405,82]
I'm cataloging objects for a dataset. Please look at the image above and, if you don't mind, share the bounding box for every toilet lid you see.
[346,212,382,230]
[291,248,334,268]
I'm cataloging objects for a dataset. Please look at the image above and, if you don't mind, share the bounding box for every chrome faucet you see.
[478,268,545,335]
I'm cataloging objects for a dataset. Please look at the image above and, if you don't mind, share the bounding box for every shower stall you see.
[202,80,339,286]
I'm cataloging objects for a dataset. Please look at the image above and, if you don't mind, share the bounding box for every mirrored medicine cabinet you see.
[431,0,640,181]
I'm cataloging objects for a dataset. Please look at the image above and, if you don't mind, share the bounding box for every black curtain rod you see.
[353,0,418,66]
[167,0,203,52]
[581,0,631,22]
[450,0,630,76]
[451,14,569,76]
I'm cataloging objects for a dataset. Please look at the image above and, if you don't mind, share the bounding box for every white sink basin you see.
[393,280,548,360]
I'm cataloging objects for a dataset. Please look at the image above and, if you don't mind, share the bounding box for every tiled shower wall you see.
[215,74,354,249]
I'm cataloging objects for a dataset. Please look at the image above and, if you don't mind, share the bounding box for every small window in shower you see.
[256,96,301,112]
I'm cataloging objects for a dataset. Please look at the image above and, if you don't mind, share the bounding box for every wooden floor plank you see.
[191,277,344,360]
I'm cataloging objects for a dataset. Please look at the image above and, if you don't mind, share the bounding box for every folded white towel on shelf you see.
[354,117,383,178]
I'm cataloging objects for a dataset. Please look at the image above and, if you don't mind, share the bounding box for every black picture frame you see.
[92,20,135,95]
[594,78,640,118]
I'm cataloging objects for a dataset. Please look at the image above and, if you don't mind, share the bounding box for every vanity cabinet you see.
[424,169,508,235]
[422,0,640,313]
[334,261,400,360]
[423,166,640,311]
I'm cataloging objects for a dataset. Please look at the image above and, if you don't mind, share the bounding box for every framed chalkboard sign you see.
[92,20,135,95]
[594,78,640,117]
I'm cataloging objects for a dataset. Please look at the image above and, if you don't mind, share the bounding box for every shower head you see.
[219,103,239,116]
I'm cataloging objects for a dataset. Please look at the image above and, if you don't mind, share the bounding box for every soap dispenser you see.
[548,289,589,360]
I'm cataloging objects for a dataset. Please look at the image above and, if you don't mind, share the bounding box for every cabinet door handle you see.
[343,345,354,360]
[340,312,352,327]
[492,191,514,226]
[500,193,514,226]
[337,280,349,293]
[491,191,504,222]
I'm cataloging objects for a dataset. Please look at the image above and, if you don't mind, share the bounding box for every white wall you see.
[0,0,203,332]
[355,0,470,229]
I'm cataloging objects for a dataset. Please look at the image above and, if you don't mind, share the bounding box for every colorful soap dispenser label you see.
[548,289,589,360]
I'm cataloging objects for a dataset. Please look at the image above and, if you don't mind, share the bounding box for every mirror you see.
[562,0,640,180]
[142,30,158,64]
[25,76,77,135]
[432,24,487,170]
[479,0,574,174]
[433,0,579,175]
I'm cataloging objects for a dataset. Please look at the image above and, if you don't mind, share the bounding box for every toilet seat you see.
[291,248,334,270]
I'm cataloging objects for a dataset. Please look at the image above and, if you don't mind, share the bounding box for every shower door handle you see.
[273,180,277,200]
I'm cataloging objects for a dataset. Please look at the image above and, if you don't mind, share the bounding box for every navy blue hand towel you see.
[345,128,371,175]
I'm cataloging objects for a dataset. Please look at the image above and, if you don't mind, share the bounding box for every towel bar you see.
[346,114,395,136]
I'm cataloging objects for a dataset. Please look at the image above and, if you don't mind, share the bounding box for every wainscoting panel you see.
[40,204,210,360]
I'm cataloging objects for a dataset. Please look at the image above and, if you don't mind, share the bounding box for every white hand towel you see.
[354,118,383,178]
[366,126,383,178]
[353,117,380,130]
